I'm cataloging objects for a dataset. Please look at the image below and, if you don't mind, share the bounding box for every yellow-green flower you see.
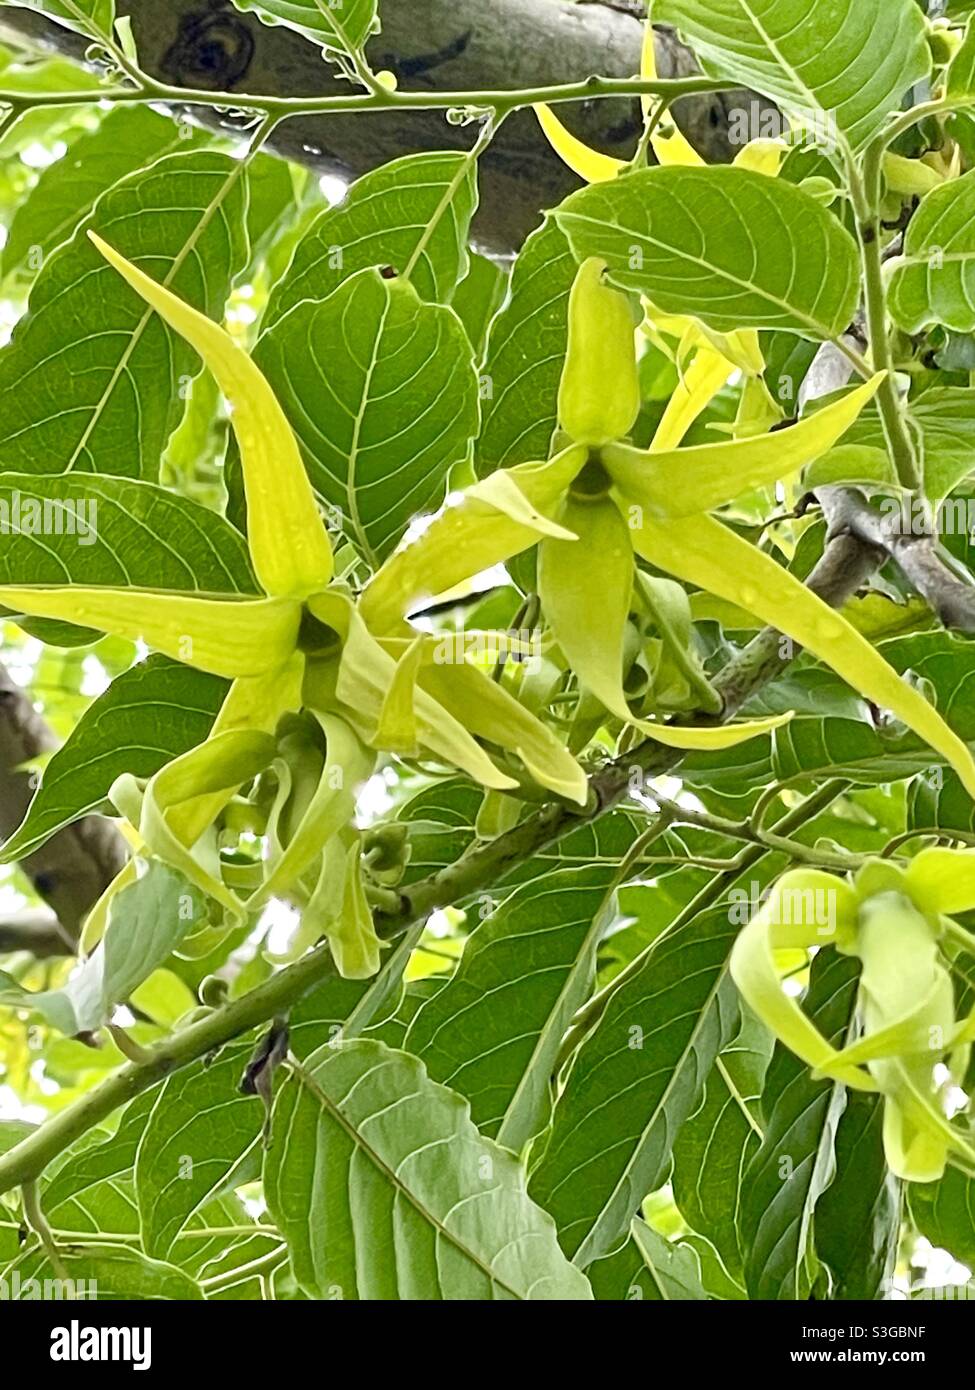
[0,238,593,973]
[731,851,975,1182]
[363,256,975,792]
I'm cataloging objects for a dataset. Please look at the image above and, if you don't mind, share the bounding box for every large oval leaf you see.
[254,268,479,562]
[656,0,930,155]
[555,167,861,340]
[264,151,478,329]
[0,152,249,479]
[264,1039,593,1300]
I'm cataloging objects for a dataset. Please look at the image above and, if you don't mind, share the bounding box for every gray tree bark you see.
[0,0,759,251]
[0,664,126,946]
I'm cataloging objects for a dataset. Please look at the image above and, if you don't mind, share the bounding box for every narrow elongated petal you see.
[359,447,587,634]
[642,308,764,380]
[534,103,624,183]
[641,15,703,166]
[167,656,305,848]
[111,730,275,919]
[306,830,383,980]
[559,259,641,446]
[603,374,885,518]
[629,511,975,798]
[420,661,589,806]
[90,233,333,599]
[538,495,793,751]
[0,585,300,678]
[538,491,634,721]
[729,870,873,1091]
[884,1061,975,1181]
[649,346,734,452]
[309,591,519,793]
[375,635,426,754]
[814,975,951,1073]
[732,139,786,177]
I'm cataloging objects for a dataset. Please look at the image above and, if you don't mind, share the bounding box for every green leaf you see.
[586,1234,659,1301]
[230,0,378,53]
[0,863,206,1035]
[2,108,202,281]
[396,778,480,885]
[405,864,620,1152]
[477,217,576,473]
[6,1245,202,1299]
[0,152,249,478]
[528,898,741,1268]
[0,469,255,655]
[0,1119,35,1155]
[739,950,860,1301]
[656,0,930,155]
[889,172,975,333]
[264,1039,593,1300]
[452,251,507,358]
[136,1042,263,1259]
[1,657,226,863]
[818,388,975,502]
[815,1093,900,1300]
[42,1089,160,1234]
[948,16,975,98]
[909,1165,975,1269]
[254,267,479,562]
[4,0,115,39]
[671,1009,771,1281]
[630,1218,712,1300]
[556,168,861,339]
[263,152,477,330]
[38,1090,276,1281]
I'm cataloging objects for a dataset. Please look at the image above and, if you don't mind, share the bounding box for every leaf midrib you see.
[290,1054,531,1300]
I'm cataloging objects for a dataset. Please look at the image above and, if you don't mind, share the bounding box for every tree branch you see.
[0,907,72,958]
[818,486,975,632]
[0,0,766,253]
[0,514,889,1197]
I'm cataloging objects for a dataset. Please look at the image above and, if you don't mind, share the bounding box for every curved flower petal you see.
[559,259,641,446]
[168,656,305,848]
[307,829,383,980]
[359,446,587,634]
[0,585,300,678]
[250,712,374,908]
[534,103,625,183]
[420,660,589,806]
[604,374,885,518]
[732,138,787,177]
[90,233,333,600]
[729,869,872,1091]
[538,493,793,751]
[375,634,426,754]
[641,15,704,166]
[309,591,520,793]
[904,845,975,917]
[648,344,735,452]
[629,511,975,798]
[110,729,275,919]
